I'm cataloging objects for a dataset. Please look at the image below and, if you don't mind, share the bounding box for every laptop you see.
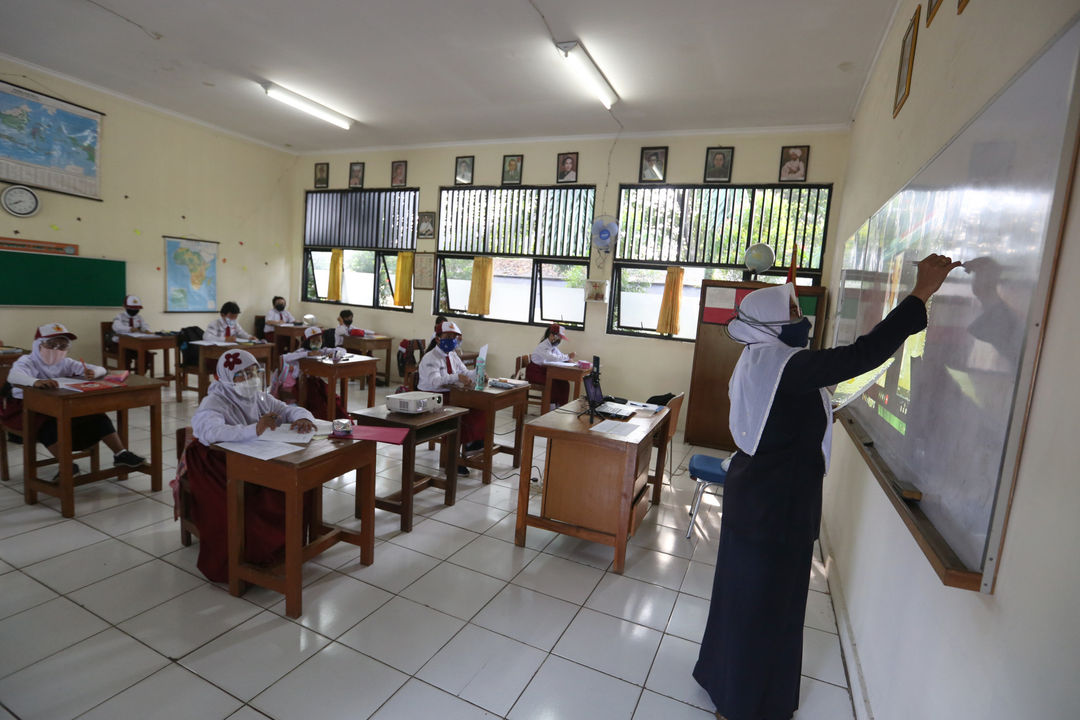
[583,373,633,420]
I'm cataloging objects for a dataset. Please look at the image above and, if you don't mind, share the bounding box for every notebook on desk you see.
[583,374,634,420]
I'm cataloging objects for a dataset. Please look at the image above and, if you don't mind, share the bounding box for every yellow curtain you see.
[656,266,684,335]
[327,248,344,301]
[467,256,494,315]
[393,251,414,306]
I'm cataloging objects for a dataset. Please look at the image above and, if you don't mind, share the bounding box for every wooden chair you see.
[399,339,426,392]
[0,387,100,483]
[254,315,267,340]
[514,354,544,414]
[650,391,685,503]
[100,321,120,371]
[175,427,199,546]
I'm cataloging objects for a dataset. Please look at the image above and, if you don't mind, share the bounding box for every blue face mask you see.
[778,317,811,348]
[438,337,460,353]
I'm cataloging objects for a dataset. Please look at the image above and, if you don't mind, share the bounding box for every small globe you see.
[744,243,775,273]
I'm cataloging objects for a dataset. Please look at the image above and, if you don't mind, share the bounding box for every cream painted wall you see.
[0,58,296,361]
[822,2,1080,718]
[292,130,849,421]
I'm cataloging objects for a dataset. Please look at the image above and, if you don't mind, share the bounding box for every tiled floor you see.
[0,381,854,720]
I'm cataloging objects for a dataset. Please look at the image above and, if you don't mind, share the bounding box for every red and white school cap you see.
[124,294,143,308]
[437,321,463,335]
[547,323,567,340]
[303,326,323,340]
[34,322,77,341]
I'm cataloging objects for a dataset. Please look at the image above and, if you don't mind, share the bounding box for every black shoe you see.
[464,440,484,453]
[113,450,146,468]
[50,463,81,482]
[457,465,470,476]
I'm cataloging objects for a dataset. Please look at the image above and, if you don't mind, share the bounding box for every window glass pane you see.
[487,257,531,323]
[615,267,698,340]
[342,249,375,306]
[534,263,585,325]
[308,250,331,299]
[377,253,406,308]
[439,258,473,312]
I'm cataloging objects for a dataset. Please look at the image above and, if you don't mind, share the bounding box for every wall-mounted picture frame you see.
[391,160,407,188]
[348,161,364,189]
[502,154,523,185]
[703,146,734,183]
[413,252,436,290]
[778,145,809,182]
[314,162,329,189]
[639,146,668,183]
[958,0,969,14]
[585,279,608,303]
[417,211,436,240]
[454,156,474,185]
[927,0,943,26]
[894,5,921,117]
[556,152,578,183]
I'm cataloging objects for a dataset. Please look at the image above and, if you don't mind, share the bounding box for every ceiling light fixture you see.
[260,82,354,130]
[555,41,619,110]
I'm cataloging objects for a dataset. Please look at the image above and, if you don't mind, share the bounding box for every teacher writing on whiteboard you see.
[693,254,961,720]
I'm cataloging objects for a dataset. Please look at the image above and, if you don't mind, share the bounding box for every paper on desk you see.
[124,333,159,339]
[548,360,578,368]
[312,419,336,435]
[589,419,638,437]
[217,440,300,460]
[190,340,218,346]
[257,426,316,444]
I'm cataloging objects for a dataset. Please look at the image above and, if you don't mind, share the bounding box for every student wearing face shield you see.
[525,323,576,410]
[182,350,316,582]
[271,325,348,418]
[417,320,485,475]
[693,255,961,720]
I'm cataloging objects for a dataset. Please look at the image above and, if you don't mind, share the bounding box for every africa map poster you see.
[0,81,103,200]
[165,236,218,312]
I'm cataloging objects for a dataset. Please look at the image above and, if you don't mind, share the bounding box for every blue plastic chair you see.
[685,454,730,539]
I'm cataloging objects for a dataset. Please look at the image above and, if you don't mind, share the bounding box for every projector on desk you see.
[385,391,443,414]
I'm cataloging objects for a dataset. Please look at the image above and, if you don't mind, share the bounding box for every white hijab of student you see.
[203,350,267,423]
[726,283,832,468]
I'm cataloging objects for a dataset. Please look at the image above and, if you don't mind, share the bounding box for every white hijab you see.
[201,349,266,425]
[727,283,833,469]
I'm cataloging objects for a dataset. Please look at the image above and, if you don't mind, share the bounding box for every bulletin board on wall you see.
[0,250,125,306]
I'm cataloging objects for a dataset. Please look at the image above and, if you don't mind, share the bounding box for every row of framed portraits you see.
[313,143,813,190]
[894,0,968,117]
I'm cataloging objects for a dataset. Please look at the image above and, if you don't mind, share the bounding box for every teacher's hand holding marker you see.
[911,254,963,303]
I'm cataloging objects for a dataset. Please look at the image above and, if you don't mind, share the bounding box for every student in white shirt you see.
[417,321,485,474]
[334,308,374,347]
[3,323,145,477]
[204,301,259,342]
[526,323,576,410]
[110,294,154,372]
[263,296,296,341]
[271,326,347,418]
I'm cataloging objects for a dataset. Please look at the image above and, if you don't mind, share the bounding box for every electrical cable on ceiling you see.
[83,0,163,40]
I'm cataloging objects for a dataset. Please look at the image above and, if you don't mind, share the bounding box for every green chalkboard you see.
[0,250,126,307]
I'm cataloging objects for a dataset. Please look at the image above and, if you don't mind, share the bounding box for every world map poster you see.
[0,81,102,200]
[165,236,218,312]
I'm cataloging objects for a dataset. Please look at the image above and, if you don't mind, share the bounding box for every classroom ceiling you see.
[0,0,897,153]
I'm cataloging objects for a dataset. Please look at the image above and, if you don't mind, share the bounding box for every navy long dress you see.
[693,295,928,720]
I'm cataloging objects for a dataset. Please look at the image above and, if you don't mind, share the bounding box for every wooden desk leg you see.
[651,423,669,504]
[57,410,74,517]
[399,436,416,532]
[366,370,375,407]
[116,408,129,481]
[150,401,162,492]
[325,378,338,423]
[22,409,37,506]
[358,458,375,566]
[481,409,495,486]
[512,400,525,468]
[514,432,535,547]
[541,377,552,415]
[383,345,391,386]
[136,345,146,375]
[571,378,582,402]
[298,374,308,413]
[339,378,348,413]
[174,348,183,403]
[444,426,459,506]
[284,487,304,618]
[226,475,246,598]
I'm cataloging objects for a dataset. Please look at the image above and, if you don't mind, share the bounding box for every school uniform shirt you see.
[9,345,106,400]
[530,338,570,366]
[204,317,253,342]
[191,382,314,445]
[417,346,474,392]
[111,312,152,340]
[334,324,374,346]
[265,308,296,326]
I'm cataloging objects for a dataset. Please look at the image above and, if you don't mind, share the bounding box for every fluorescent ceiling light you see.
[261,82,354,130]
[555,41,619,110]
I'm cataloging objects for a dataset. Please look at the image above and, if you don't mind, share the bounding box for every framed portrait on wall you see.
[391,160,407,188]
[314,162,329,189]
[556,152,578,183]
[413,252,436,290]
[703,146,734,183]
[417,212,436,240]
[778,145,809,182]
[348,162,364,188]
[894,5,921,117]
[927,0,943,26]
[502,154,523,185]
[454,156,474,185]
[639,146,667,183]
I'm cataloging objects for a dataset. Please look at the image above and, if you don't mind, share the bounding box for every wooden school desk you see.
[297,354,378,417]
[351,405,468,531]
[514,398,670,572]
[270,324,308,355]
[196,343,275,401]
[116,333,177,383]
[340,334,393,387]
[448,384,527,486]
[540,363,589,414]
[20,375,164,518]
[224,435,377,618]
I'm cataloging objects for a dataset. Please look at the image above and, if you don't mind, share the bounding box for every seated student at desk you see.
[110,294,155,373]
[263,296,296,342]
[417,320,484,474]
[2,323,145,478]
[183,349,316,582]
[271,326,348,419]
[526,323,576,411]
[204,301,262,343]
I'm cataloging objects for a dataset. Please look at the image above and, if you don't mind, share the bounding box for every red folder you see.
[349,425,409,444]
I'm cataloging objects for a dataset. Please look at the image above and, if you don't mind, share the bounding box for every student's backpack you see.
[177,326,204,367]
[645,392,676,406]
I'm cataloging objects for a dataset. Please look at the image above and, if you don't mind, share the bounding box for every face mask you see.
[777,317,811,348]
[438,337,459,353]
[551,338,561,347]
[309,342,322,352]
[39,347,68,365]
[274,303,286,312]
[126,308,139,317]
[225,318,237,327]
[234,376,261,398]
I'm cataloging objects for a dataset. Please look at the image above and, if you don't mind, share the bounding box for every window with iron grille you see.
[610,183,831,340]
[302,188,418,311]
[436,185,595,327]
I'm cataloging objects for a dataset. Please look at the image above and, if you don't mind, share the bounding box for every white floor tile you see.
[621,546,691,591]
[78,662,242,720]
[0,596,109,676]
[809,555,830,594]
[79,497,174,536]
[634,690,716,719]
[0,628,167,720]
[678,560,716,600]
[484,514,556,551]
[341,542,439,593]
[388,518,479,559]
[0,519,108,567]
[794,675,855,720]
[461,483,519,511]
[472,584,579,651]
[690,535,720,566]
[119,584,262,659]
[418,624,546,716]
[542,534,615,570]
[511,553,604,605]
[509,655,640,720]
[644,635,715,711]
[0,503,64,541]
[804,589,837,634]
[23,538,153,593]
[267,572,392,638]
[0,571,57,620]
[251,642,407,720]
[588,571,679,632]
[372,678,500,719]
[117,517,188,558]
[801,626,848,688]
[666,592,711,643]
[629,520,696,559]
[68,558,204,623]
[337,596,464,674]
[226,708,273,720]
[401,561,506,620]
[553,608,662,684]
[428,499,509,533]
[181,611,330,701]
[39,481,144,515]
